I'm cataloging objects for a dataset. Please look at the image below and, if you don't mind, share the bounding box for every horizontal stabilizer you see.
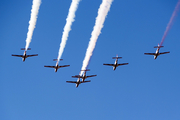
[81,69,90,71]
[21,48,31,50]
[72,75,81,78]
[112,57,122,59]
[154,46,164,48]
[53,59,63,61]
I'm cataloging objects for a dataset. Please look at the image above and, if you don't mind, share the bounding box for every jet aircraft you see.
[144,44,170,59]
[103,55,129,70]
[44,59,70,72]
[66,78,91,88]
[11,48,38,62]
[71,69,97,82]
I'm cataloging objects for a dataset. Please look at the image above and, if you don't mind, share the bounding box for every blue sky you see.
[1,0,180,120]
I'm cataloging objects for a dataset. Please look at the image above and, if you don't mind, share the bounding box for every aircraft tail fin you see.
[112,54,122,59]
[154,44,164,48]
[21,48,31,50]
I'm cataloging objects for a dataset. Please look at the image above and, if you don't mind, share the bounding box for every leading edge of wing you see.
[159,51,170,55]
[44,66,56,68]
[103,64,114,66]
[81,80,91,83]
[117,63,129,66]
[86,75,97,78]
[12,54,23,57]
[59,65,70,68]
[66,81,77,83]
[27,54,38,57]
[144,53,156,55]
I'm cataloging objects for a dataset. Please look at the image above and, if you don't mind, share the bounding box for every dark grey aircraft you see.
[12,48,38,62]
[103,55,129,70]
[44,59,70,72]
[66,78,91,88]
[144,44,170,59]
[72,69,97,82]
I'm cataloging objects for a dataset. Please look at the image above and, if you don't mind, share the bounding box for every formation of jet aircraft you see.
[11,48,38,62]
[66,78,91,88]
[44,59,70,72]
[103,55,129,70]
[72,69,97,82]
[66,69,96,88]
[144,44,170,59]
[12,44,170,88]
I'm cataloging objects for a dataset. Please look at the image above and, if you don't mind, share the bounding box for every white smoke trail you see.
[25,0,41,50]
[80,0,113,75]
[57,0,80,61]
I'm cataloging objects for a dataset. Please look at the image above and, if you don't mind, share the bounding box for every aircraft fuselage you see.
[54,63,59,72]
[12,49,38,62]
[76,78,81,88]
[55,67,58,72]
[113,59,118,70]
[81,74,87,82]
[154,48,160,59]
[144,45,170,60]
[22,51,27,62]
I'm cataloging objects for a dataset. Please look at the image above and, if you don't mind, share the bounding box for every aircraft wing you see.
[44,65,56,68]
[144,53,156,55]
[117,63,129,66]
[59,65,70,68]
[159,51,170,55]
[27,54,38,57]
[86,75,97,78]
[66,81,77,83]
[72,75,82,78]
[103,64,115,66]
[81,80,91,83]
[12,54,23,57]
